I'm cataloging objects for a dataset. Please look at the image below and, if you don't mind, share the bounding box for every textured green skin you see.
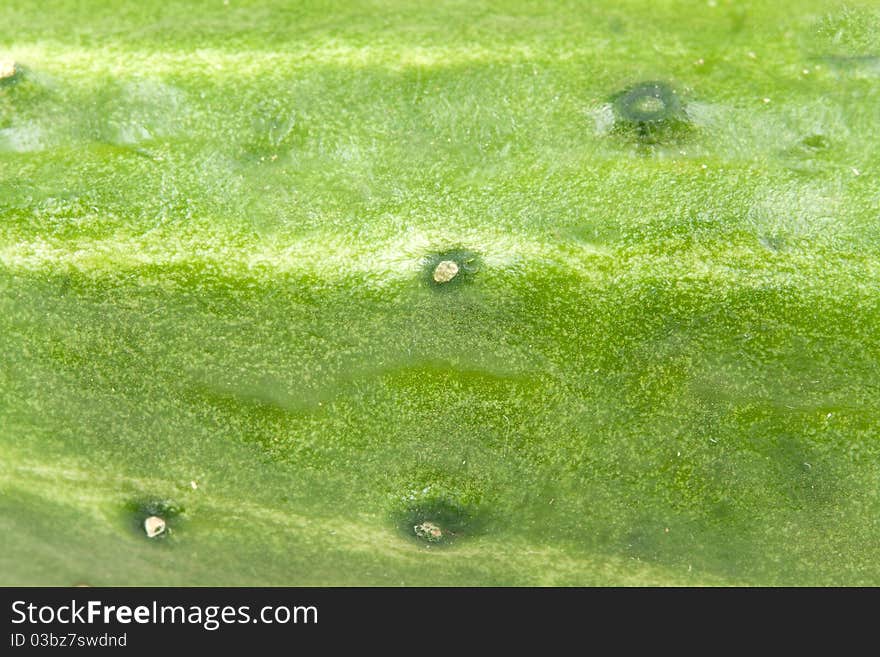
[1,1,879,585]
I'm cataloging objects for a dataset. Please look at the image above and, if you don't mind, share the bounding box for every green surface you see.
[1,0,879,586]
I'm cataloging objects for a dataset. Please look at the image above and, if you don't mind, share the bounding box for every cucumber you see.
[1,1,879,585]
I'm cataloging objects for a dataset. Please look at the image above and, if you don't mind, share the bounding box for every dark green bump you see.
[0,60,23,87]
[611,80,691,143]
[123,498,184,541]
[614,81,682,124]
[394,496,480,547]
[422,248,481,289]
[802,134,831,151]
